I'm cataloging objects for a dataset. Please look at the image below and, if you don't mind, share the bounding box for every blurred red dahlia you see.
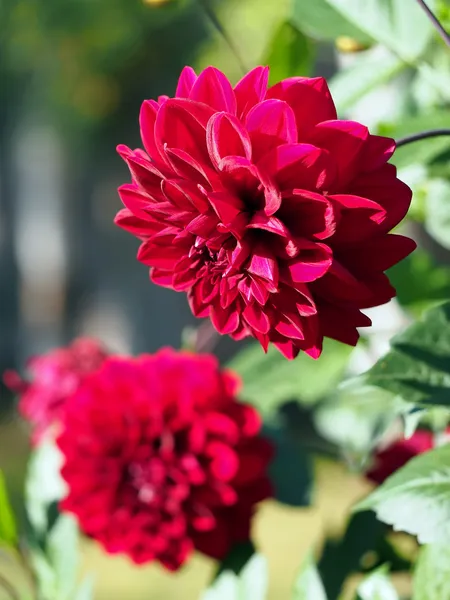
[115,66,416,359]
[366,429,434,485]
[3,338,107,444]
[57,349,272,570]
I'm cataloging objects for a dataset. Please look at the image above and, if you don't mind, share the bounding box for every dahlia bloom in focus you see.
[4,338,107,444]
[366,429,434,485]
[57,349,272,570]
[115,66,415,359]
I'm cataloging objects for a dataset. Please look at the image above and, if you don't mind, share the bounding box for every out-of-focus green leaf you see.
[366,302,450,407]
[356,443,450,544]
[46,515,80,600]
[263,425,313,507]
[227,339,352,415]
[202,554,268,600]
[74,575,95,600]
[0,471,17,547]
[327,0,436,61]
[25,440,67,537]
[357,566,399,600]
[424,178,450,250]
[388,250,450,314]
[329,49,404,111]
[263,21,315,85]
[315,380,408,456]
[293,554,327,600]
[413,543,450,600]
[319,511,386,600]
[379,110,450,169]
[216,541,256,578]
[292,0,370,42]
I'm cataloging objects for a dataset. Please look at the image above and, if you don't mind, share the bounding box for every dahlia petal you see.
[165,147,219,189]
[173,267,198,291]
[205,441,239,481]
[207,191,244,226]
[150,268,174,288]
[360,135,396,172]
[273,338,300,360]
[310,120,369,186]
[319,302,371,346]
[243,303,270,334]
[330,193,387,245]
[285,243,332,283]
[190,67,237,114]
[247,212,289,237]
[258,143,334,192]
[175,66,198,98]
[234,65,269,118]
[275,318,305,340]
[246,99,297,161]
[249,277,270,305]
[247,245,279,289]
[188,286,210,317]
[210,305,240,334]
[139,100,166,166]
[266,77,337,137]
[137,240,185,268]
[233,438,273,484]
[278,189,336,240]
[338,234,416,275]
[118,184,164,221]
[117,145,166,196]
[206,112,252,169]
[185,212,219,237]
[155,98,214,163]
[114,209,163,236]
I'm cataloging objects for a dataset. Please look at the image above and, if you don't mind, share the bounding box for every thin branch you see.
[396,128,450,148]
[415,0,450,48]
[0,574,20,600]
[196,0,248,74]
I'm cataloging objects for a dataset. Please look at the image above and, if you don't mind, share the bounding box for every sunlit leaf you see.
[293,554,327,600]
[413,543,450,600]
[0,471,17,547]
[357,566,399,600]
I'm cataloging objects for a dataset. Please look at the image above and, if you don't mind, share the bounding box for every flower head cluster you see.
[116,65,415,359]
[4,338,107,444]
[57,349,272,570]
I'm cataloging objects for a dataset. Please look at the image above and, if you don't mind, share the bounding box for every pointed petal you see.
[246,99,297,161]
[139,100,166,165]
[234,66,269,118]
[360,135,396,172]
[247,245,279,289]
[243,303,270,334]
[206,112,252,169]
[190,67,237,114]
[210,305,240,334]
[176,66,198,98]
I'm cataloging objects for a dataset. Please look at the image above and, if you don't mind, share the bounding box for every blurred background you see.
[0,0,449,598]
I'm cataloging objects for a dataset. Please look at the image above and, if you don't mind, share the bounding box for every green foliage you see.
[202,554,268,600]
[263,21,315,84]
[356,443,450,544]
[424,178,450,251]
[292,554,327,600]
[216,541,257,578]
[227,339,352,415]
[357,566,399,600]
[0,471,17,548]
[263,425,313,507]
[412,543,450,600]
[366,302,450,407]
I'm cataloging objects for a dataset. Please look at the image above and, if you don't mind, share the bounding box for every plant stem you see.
[396,128,450,147]
[196,0,248,74]
[416,0,450,48]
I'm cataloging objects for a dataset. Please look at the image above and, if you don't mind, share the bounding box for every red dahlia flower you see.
[115,66,415,359]
[4,338,107,444]
[366,429,434,485]
[57,349,272,570]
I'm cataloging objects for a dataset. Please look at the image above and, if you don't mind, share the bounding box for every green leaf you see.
[0,471,17,547]
[388,250,450,314]
[327,0,436,61]
[357,566,399,600]
[315,380,407,455]
[202,554,268,600]
[425,179,450,251]
[292,554,327,600]
[74,575,95,600]
[291,0,370,42]
[319,511,386,600]
[25,440,67,537]
[263,424,313,507]
[413,543,450,600]
[329,48,405,111]
[46,515,80,600]
[227,339,352,415]
[366,302,450,407]
[379,110,450,169]
[216,541,257,578]
[355,443,450,544]
[263,21,315,85]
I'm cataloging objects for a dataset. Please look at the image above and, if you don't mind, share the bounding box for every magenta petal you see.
[234,66,269,118]
[207,191,244,225]
[165,147,220,189]
[273,339,300,360]
[175,66,198,98]
[339,234,416,274]
[360,135,396,173]
[247,245,279,289]
[246,99,297,161]
[190,67,237,114]
[210,305,240,334]
[185,213,219,237]
[206,112,252,169]
[150,268,174,288]
[155,98,215,163]
[310,120,369,186]
[117,145,166,196]
[286,243,332,283]
[279,189,336,240]
[243,303,270,334]
[258,143,333,191]
[139,100,166,166]
[114,209,162,236]
[137,241,185,268]
[267,77,337,137]
[247,212,289,237]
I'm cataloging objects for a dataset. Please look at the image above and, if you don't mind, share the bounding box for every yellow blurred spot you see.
[142,0,171,5]
[336,36,369,53]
